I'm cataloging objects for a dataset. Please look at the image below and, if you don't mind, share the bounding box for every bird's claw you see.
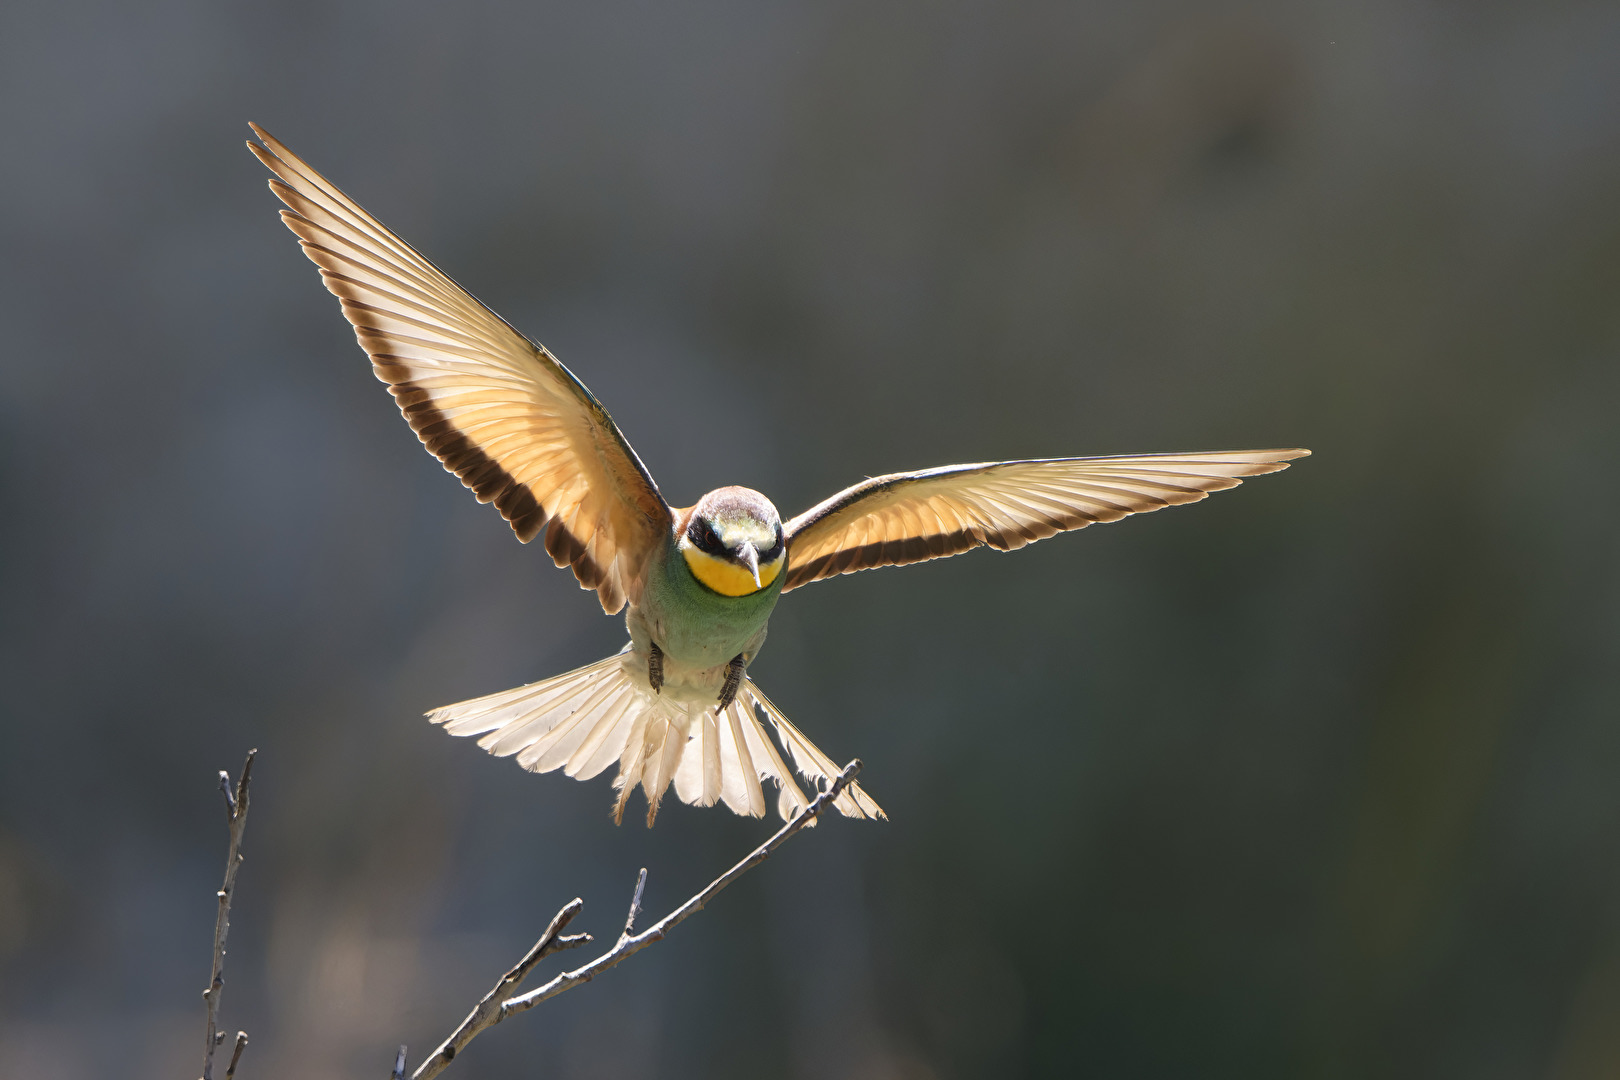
[648,641,664,694]
[716,654,745,711]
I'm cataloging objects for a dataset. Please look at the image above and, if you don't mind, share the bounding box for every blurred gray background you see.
[2,1,1618,1077]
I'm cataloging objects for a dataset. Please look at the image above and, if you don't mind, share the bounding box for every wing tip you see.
[1243,447,1312,476]
[245,119,710,617]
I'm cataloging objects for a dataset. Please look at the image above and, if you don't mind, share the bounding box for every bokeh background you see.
[3,1,1619,1077]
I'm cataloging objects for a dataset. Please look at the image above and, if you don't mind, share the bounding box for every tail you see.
[427,649,885,826]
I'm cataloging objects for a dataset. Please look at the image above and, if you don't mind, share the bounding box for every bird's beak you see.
[738,542,761,588]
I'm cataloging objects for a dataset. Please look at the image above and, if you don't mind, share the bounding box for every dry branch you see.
[405,759,864,1080]
[224,1032,248,1080]
[408,898,593,1076]
[201,750,256,1080]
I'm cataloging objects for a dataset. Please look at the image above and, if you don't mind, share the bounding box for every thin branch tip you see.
[411,754,872,1077]
[621,868,649,939]
[219,750,257,820]
[410,893,601,1080]
[223,1032,248,1080]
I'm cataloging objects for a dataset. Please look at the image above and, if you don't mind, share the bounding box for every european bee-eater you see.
[248,124,1307,826]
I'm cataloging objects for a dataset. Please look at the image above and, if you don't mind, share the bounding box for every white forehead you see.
[711,516,778,548]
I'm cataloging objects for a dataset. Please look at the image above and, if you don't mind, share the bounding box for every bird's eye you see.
[688,517,724,554]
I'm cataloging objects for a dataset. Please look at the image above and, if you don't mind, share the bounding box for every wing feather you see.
[783,449,1309,590]
[249,124,670,613]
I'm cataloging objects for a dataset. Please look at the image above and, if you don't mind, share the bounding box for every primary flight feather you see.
[248,123,1307,826]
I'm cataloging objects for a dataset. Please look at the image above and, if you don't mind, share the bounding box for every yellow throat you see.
[680,541,783,597]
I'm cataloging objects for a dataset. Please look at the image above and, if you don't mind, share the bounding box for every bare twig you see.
[621,867,648,940]
[201,750,256,1080]
[408,899,593,1077]
[407,759,863,1080]
[503,758,863,1018]
[224,1033,248,1080]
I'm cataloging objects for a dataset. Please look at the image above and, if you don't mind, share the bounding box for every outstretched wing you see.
[782,449,1308,591]
[248,124,671,613]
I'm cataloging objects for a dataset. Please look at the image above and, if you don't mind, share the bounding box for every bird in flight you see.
[248,124,1308,827]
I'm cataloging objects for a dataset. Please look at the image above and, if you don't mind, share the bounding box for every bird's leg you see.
[716,654,746,711]
[648,641,664,694]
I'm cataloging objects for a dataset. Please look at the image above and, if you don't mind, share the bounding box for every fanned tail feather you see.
[426,650,885,825]
[743,681,887,821]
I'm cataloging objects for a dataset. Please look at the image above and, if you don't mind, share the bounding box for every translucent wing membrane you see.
[248,125,671,613]
[783,449,1308,590]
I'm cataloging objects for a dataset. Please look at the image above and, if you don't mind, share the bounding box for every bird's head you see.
[679,487,785,597]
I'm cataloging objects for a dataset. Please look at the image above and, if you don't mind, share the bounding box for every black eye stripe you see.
[768,525,785,559]
[687,517,726,555]
[687,516,781,561]
[757,528,784,562]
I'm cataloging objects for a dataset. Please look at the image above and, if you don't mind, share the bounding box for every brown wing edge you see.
[781,449,1310,592]
[248,125,637,612]
[782,523,985,591]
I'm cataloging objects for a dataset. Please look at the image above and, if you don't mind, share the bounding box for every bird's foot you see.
[648,641,664,694]
[716,654,746,711]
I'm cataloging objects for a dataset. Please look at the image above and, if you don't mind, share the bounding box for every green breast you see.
[638,536,783,667]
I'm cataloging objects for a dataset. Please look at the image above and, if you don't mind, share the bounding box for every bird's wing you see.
[782,449,1308,591]
[248,124,670,614]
